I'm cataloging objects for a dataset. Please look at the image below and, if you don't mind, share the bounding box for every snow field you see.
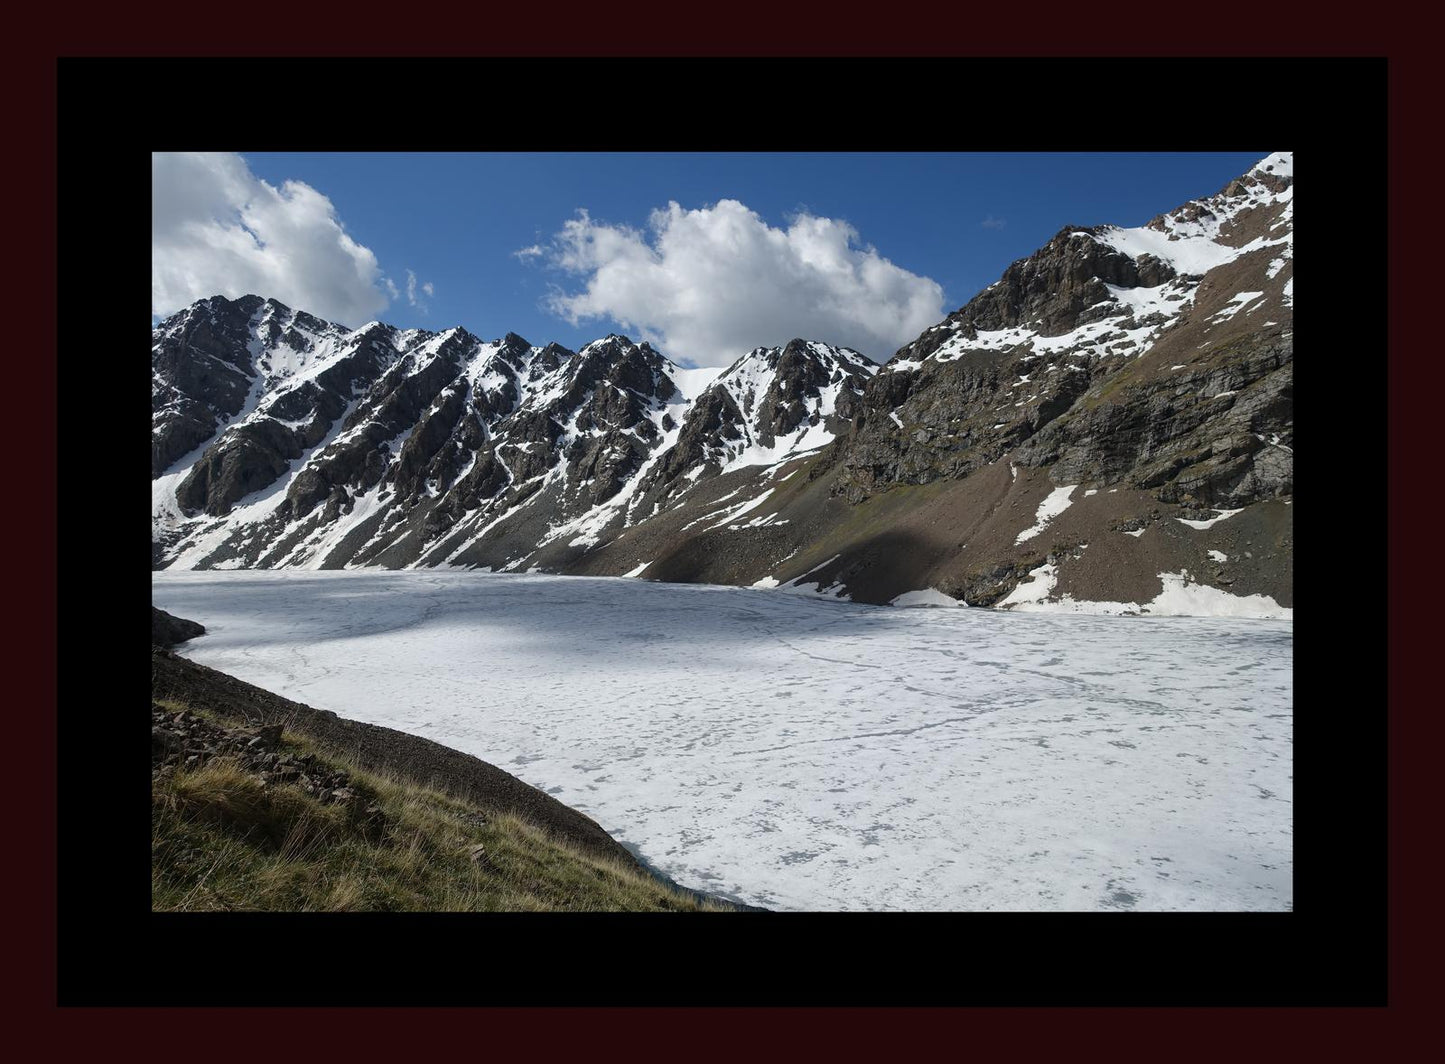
[153,570,1292,912]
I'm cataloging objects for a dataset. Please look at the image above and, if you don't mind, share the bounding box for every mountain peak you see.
[1252,151,1292,179]
[152,148,1291,620]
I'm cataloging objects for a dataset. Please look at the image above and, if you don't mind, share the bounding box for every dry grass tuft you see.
[152,716,731,913]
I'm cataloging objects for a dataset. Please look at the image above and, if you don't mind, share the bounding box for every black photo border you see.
[37,51,1403,1026]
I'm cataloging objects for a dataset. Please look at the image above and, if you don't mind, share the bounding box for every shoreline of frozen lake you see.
[152,569,1292,912]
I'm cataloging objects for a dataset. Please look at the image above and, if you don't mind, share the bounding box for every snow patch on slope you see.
[1015,485,1077,544]
[999,563,1291,620]
[890,588,964,608]
[1176,508,1243,530]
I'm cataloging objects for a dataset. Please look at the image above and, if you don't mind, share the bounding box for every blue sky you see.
[153,151,1268,367]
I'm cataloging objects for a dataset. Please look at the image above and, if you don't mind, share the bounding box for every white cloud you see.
[404,269,434,313]
[152,152,392,326]
[530,200,945,366]
[981,214,1007,230]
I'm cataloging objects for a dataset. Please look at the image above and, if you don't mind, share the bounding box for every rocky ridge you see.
[152,153,1294,615]
[837,152,1293,509]
[153,308,871,573]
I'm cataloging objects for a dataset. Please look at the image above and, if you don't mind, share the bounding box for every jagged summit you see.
[153,154,1293,618]
[883,152,1291,373]
[152,297,872,571]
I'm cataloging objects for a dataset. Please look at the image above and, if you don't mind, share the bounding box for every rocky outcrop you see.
[838,345,1094,503]
[151,704,383,827]
[151,296,359,478]
[950,228,1176,337]
[1016,330,1293,507]
[151,295,268,475]
[641,339,874,491]
[151,606,205,647]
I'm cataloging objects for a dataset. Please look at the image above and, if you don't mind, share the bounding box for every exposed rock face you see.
[837,152,1294,517]
[152,296,357,477]
[153,315,874,573]
[953,227,1177,337]
[151,606,205,647]
[636,339,875,497]
[151,153,1293,615]
[1016,330,1293,508]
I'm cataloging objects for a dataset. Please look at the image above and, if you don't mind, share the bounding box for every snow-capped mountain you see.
[153,153,1293,617]
[152,303,873,573]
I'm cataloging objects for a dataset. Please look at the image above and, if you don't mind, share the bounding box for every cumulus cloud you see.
[152,152,393,326]
[528,200,945,366]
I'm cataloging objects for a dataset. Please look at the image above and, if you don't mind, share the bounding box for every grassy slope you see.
[152,698,728,912]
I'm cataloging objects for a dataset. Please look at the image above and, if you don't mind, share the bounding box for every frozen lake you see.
[151,570,1293,911]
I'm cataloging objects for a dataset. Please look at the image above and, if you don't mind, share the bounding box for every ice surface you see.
[153,570,1293,913]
